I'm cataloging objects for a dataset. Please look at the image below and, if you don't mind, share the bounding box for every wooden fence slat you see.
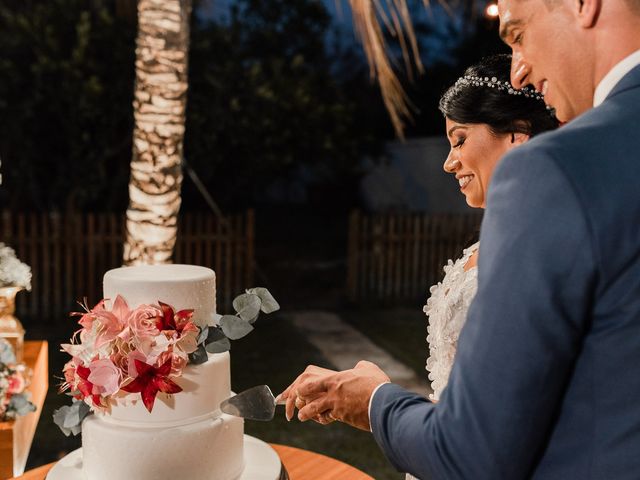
[41,213,50,315]
[205,214,213,270]
[347,211,483,305]
[235,214,244,295]
[411,214,421,299]
[245,210,254,287]
[359,214,368,302]
[346,211,359,301]
[51,213,62,317]
[214,217,222,305]
[2,211,255,320]
[224,218,232,309]
[17,214,27,315]
[87,214,95,306]
[28,215,38,317]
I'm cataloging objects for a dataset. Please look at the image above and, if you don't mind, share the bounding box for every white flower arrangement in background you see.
[0,243,31,291]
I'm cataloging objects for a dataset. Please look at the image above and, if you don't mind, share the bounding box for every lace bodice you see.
[424,242,479,402]
[405,243,479,480]
[406,242,478,480]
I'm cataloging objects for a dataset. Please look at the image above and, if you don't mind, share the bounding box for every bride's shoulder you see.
[445,241,479,276]
[461,241,480,258]
[424,242,479,313]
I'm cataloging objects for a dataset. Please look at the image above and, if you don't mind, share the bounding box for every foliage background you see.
[0,0,505,214]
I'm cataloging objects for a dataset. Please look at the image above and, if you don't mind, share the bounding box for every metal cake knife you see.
[220,385,286,421]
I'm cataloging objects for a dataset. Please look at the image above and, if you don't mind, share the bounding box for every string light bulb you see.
[486,3,499,17]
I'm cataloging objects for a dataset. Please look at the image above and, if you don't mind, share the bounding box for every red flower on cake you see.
[155,302,199,354]
[75,365,105,408]
[156,302,195,333]
[121,358,182,412]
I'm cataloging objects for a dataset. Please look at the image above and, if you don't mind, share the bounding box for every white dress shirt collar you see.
[593,49,640,107]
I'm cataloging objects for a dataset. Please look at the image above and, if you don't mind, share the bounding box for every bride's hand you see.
[276,365,338,422]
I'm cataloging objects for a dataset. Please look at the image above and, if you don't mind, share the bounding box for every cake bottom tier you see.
[82,412,244,480]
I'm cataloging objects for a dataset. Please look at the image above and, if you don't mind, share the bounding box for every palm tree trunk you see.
[123,0,192,265]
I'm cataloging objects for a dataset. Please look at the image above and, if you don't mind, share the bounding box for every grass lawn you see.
[24,313,404,479]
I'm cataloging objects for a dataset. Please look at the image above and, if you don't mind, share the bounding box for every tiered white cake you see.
[81,265,245,480]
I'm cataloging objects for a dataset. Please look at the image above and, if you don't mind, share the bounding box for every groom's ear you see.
[510,132,530,146]
[576,0,600,28]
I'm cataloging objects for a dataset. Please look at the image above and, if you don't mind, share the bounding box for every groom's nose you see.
[510,51,530,90]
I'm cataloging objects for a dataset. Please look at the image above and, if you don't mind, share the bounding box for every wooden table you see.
[9,443,374,480]
[0,341,48,479]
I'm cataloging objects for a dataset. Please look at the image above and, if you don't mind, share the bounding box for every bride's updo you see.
[439,54,559,136]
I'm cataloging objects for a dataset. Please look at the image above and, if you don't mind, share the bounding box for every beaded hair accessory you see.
[455,75,545,101]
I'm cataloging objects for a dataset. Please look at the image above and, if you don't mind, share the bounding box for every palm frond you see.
[349,0,424,138]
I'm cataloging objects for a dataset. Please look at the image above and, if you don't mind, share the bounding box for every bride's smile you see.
[443,119,527,209]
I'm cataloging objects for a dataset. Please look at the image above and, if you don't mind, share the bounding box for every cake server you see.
[220,385,285,421]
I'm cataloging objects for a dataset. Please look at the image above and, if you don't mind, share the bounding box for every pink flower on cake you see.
[88,358,121,396]
[62,359,77,386]
[126,350,150,378]
[127,305,161,341]
[77,296,130,349]
[175,327,199,355]
[121,358,182,412]
[156,348,189,377]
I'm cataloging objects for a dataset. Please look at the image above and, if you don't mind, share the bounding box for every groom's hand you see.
[277,365,338,422]
[296,360,390,431]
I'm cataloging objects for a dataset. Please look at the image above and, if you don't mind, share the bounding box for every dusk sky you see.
[198,0,468,67]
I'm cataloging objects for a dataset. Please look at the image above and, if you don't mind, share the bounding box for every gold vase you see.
[0,286,25,363]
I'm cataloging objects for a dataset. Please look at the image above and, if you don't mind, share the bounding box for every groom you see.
[280,0,640,477]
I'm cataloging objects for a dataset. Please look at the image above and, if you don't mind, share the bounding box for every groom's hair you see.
[439,54,559,138]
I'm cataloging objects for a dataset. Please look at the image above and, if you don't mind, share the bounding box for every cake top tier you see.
[103,264,216,328]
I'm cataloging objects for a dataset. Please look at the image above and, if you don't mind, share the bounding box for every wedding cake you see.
[52,264,283,480]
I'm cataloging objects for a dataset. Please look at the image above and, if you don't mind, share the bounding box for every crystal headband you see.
[455,75,545,101]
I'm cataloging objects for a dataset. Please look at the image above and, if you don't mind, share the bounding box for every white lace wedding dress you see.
[405,242,479,480]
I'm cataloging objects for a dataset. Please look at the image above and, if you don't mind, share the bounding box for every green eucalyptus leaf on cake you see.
[53,400,91,436]
[0,338,16,364]
[206,325,226,342]
[246,288,280,314]
[205,337,231,353]
[232,293,261,323]
[220,315,254,340]
[197,326,209,345]
[189,344,209,365]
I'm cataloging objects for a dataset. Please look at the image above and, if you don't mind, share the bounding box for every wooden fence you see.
[347,210,483,304]
[2,211,254,322]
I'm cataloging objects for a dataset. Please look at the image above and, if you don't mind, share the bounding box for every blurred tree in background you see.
[0,0,136,212]
[183,0,383,211]
[0,0,384,213]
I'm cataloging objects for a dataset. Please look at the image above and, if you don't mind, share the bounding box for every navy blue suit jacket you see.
[370,65,640,479]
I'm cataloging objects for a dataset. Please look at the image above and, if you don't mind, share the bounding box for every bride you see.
[278,53,558,480]
[424,53,558,405]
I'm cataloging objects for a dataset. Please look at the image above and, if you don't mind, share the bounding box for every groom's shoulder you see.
[500,102,636,186]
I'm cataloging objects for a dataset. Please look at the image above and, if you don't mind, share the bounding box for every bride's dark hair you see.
[439,54,559,136]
